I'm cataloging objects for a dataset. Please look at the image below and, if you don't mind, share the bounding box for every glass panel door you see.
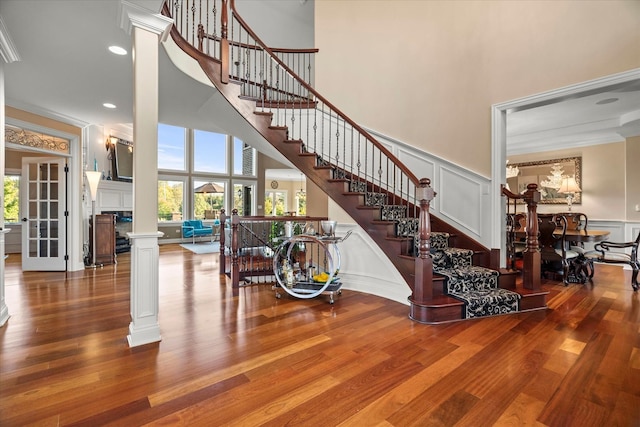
[21,158,66,271]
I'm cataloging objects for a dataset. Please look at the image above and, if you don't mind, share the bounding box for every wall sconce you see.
[558,176,581,211]
[105,135,118,151]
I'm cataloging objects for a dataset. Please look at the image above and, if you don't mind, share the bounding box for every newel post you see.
[220,0,229,84]
[522,183,541,290]
[409,178,436,323]
[230,209,239,287]
[219,208,227,272]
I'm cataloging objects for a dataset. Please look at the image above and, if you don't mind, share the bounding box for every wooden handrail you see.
[200,31,319,54]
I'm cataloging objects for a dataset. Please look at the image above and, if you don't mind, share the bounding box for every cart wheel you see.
[275,292,281,299]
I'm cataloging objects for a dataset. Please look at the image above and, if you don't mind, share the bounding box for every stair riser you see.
[409,301,464,324]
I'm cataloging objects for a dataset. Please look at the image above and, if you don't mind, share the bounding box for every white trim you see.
[118,1,173,41]
[0,16,20,64]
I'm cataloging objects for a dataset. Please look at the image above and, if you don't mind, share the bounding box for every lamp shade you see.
[558,176,581,194]
[85,170,102,201]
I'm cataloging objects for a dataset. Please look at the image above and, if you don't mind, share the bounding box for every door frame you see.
[490,68,640,265]
[5,117,83,271]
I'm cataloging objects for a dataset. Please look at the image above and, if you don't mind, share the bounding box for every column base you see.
[127,322,161,347]
[0,304,9,327]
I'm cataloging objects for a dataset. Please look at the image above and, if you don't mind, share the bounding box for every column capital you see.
[118,1,173,41]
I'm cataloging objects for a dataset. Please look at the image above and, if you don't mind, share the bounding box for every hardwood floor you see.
[1,245,639,426]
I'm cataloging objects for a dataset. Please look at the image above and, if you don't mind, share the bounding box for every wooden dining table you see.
[515,228,610,242]
[562,229,610,243]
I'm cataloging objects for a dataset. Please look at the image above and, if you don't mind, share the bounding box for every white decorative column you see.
[119,1,172,346]
[0,16,21,327]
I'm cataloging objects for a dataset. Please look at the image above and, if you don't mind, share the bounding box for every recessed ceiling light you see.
[103,103,117,109]
[108,45,127,55]
[596,98,619,105]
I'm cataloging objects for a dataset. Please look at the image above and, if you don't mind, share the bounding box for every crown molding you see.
[118,1,173,42]
[0,15,20,63]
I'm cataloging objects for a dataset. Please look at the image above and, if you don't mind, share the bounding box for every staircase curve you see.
[160,0,546,323]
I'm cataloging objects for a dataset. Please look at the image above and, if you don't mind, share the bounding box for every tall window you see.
[296,192,306,216]
[233,183,255,216]
[157,124,256,222]
[193,179,225,219]
[158,179,184,222]
[158,124,186,171]
[194,130,227,174]
[264,191,286,216]
[4,174,20,223]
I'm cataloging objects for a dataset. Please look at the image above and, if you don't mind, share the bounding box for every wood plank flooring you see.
[1,244,639,426]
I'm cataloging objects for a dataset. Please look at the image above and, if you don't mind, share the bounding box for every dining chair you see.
[557,212,588,232]
[538,213,580,285]
[589,230,640,291]
[506,213,526,270]
[557,212,594,276]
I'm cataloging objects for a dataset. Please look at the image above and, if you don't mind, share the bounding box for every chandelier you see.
[539,163,565,189]
[506,161,520,179]
[295,173,306,198]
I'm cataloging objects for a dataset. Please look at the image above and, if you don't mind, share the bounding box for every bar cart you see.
[272,226,351,304]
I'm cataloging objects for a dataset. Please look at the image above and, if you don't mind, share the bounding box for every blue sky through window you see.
[158,124,186,170]
[194,130,227,173]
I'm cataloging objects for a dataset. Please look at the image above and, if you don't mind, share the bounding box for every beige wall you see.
[315,1,640,177]
[627,136,640,221]
[508,141,630,220]
[6,107,82,139]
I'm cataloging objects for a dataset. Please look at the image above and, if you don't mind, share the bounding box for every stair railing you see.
[164,0,436,309]
[165,0,422,212]
[502,183,542,290]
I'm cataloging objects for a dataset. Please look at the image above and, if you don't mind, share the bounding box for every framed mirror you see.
[506,156,582,204]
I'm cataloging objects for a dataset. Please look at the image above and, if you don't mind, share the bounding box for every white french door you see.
[21,157,67,271]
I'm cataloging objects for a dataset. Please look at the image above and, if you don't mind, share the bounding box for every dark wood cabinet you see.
[90,214,116,265]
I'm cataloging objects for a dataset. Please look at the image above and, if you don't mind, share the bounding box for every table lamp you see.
[558,176,581,211]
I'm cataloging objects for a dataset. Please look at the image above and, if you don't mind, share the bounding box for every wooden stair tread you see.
[515,288,550,297]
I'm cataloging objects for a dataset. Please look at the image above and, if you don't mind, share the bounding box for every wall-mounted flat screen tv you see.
[110,139,133,182]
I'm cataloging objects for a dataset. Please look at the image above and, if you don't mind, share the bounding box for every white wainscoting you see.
[369,128,493,247]
[97,180,133,213]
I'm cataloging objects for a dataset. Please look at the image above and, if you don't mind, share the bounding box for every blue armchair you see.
[182,220,213,244]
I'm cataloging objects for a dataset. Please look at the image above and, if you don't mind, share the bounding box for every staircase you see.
[161,0,548,323]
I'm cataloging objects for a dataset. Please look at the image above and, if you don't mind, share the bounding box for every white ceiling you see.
[2,1,639,159]
[506,79,640,155]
